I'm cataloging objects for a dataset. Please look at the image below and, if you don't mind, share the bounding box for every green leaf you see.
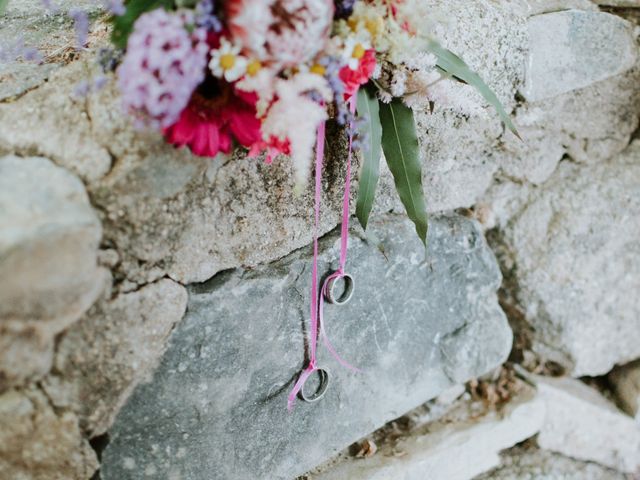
[427,39,521,140]
[0,0,9,14]
[111,0,175,50]
[355,86,383,231]
[379,98,428,245]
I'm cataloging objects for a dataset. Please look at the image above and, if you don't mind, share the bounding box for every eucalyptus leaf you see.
[379,98,428,245]
[111,0,175,49]
[427,39,521,139]
[0,0,9,14]
[355,86,383,231]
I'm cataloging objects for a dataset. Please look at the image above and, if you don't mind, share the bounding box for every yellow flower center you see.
[310,63,326,76]
[352,43,366,60]
[365,17,384,37]
[247,60,262,76]
[220,53,236,71]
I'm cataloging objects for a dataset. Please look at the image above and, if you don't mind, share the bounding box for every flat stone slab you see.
[101,214,512,480]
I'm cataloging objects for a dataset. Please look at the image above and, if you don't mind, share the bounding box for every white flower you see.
[226,0,334,68]
[346,2,386,46]
[261,73,332,187]
[342,35,372,70]
[390,68,407,97]
[209,38,248,82]
[236,67,278,117]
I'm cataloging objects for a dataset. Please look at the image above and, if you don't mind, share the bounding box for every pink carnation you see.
[340,49,377,99]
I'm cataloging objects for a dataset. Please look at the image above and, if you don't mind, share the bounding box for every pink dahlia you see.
[226,0,334,68]
[163,80,262,157]
[117,9,209,128]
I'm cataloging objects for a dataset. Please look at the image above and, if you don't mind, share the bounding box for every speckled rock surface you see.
[100,214,512,480]
[0,386,98,480]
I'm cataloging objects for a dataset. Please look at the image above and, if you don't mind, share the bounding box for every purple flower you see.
[195,0,222,32]
[70,8,89,49]
[334,0,358,19]
[350,115,369,152]
[97,47,122,72]
[72,75,109,99]
[0,37,42,63]
[318,55,354,125]
[117,9,209,129]
[103,0,125,16]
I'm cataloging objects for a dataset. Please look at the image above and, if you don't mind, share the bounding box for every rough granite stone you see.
[499,141,640,376]
[0,387,98,480]
[523,10,638,102]
[0,155,106,391]
[42,279,188,437]
[101,214,512,480]
[475,445,628,480]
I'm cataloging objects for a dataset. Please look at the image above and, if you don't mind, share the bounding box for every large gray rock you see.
[0,155,106,391]
[498,141,640,376]
[101,214,512,480]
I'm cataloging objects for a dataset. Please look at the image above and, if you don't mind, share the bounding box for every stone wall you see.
[0,1,639,479]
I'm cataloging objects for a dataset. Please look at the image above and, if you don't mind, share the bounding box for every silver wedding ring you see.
[325,273,355,305]
[298,368,330,403]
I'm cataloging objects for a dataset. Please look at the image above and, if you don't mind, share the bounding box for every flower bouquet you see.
[111,0,518,243]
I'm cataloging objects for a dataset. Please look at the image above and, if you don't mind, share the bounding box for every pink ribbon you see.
[287,96,359,411]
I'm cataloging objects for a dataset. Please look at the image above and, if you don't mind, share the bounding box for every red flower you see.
[163,80,262,158]
[339,49,377,98]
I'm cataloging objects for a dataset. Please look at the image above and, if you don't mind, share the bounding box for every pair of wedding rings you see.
[298,272,355,403]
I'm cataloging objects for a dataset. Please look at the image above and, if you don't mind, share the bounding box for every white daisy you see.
[209,38,248,82]
[341,36,372,70]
